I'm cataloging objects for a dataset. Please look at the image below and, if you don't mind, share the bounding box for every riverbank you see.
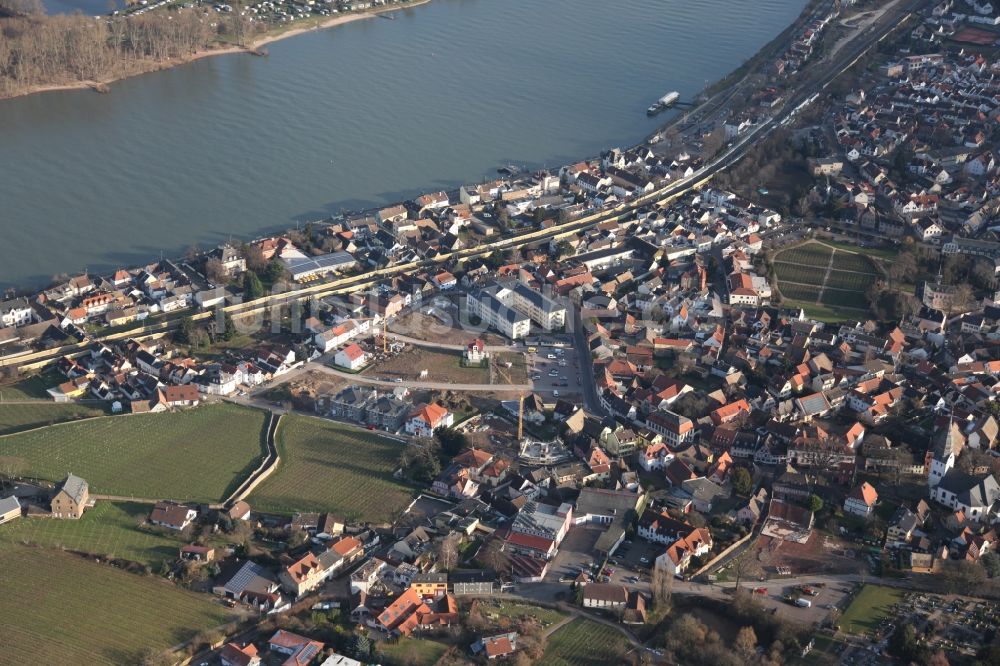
[0,0,430,101]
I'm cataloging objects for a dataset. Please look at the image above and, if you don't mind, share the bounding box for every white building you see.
[335,343,367,371]
[930,471,1000,522]
[843,482,878,518]
[405,403,454,437]
[0,298,33,328]
[467,288,531,340]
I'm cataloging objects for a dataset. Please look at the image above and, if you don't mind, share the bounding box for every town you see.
[9,0,1000,665]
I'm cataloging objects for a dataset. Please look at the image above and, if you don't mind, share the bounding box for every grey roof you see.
[57,473,88,504]
[681,477,730,502]
[472,288,529,325]
[0,495,21,515]
[220,560,276,595]
[575,488,642,516]
[511,283,564,315]
[938,471,1000,507]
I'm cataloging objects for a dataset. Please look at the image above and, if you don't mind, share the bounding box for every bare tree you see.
[650,563,673,609]
[204,257,227,285]
[434,533,460,571]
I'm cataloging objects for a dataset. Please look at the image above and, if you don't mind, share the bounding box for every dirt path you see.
[815,249,839,303]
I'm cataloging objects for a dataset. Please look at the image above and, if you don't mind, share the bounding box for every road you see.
[573,307,607,417]
[315,363,532,392]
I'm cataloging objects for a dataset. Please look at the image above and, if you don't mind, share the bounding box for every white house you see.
[405,403,454,437]
[335,343,367,371]
[0,297,33,328]
[843,482,878,518]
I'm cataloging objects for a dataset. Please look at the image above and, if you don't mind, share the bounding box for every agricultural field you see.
[0,541,230,665]
[0,501,188,567]
[0,403,268,503]
[365,346,489,384]
[771,263,828,286]
[840,585,905,635]
[823,268,876,292]
[249,415,415,523]
[0,402,106,435]
[774,243,833,267]
[543,618,631,666]
[772,241,879,320]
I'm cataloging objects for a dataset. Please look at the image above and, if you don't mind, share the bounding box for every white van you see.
[795,598,812,608]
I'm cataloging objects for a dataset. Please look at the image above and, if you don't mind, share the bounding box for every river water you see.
[0,0,805,288]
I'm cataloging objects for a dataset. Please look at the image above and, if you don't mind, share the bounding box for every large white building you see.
[467,288,532,340]
[504,283,566,331]
[466,283,566,340]
[930,471,1000,522]
[0,297,33,328]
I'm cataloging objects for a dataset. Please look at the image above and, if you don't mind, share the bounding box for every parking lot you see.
[526,346,581,400]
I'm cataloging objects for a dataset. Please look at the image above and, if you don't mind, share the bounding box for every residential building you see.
[467,287,532,340]
[269,631,325,666]
[51,473,89,519]
[334,343,367,371]
[844,482,878,518]
[405,403,454,437]
[149,501,198,531]
[0,495,21,524]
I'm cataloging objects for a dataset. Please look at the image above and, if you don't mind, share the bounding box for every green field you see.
[0,403,107,435]
[543,618,631,666]
[819,289,870,309]
[0,501,189,567]
[0,403,268,503]
[840,585,905,635]
[0,541,229,664]
[489,602,567,628]
[0,373,62,400]
[377,637,450,665]
[249,415,415,523]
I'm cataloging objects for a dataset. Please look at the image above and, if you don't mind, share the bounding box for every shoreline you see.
[0,0,431,101]
[0,0,816,291]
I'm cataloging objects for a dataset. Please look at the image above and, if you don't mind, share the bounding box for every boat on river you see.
[646,91,680,116]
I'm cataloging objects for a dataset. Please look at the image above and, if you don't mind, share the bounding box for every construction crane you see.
[517,393,525,441]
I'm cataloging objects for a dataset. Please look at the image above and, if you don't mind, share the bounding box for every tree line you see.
[0,7,254,98]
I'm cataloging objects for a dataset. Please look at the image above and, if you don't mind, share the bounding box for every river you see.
[0,0,806,289]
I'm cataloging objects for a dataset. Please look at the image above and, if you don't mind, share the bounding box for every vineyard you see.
[249,415,415,523]
[543,618,631,666]
[0,541,228,665]
[772,241,879,316]
[0,403,268,503]
[0,501,187,568]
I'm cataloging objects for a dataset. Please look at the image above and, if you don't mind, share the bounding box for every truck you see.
[795,598,812,608]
